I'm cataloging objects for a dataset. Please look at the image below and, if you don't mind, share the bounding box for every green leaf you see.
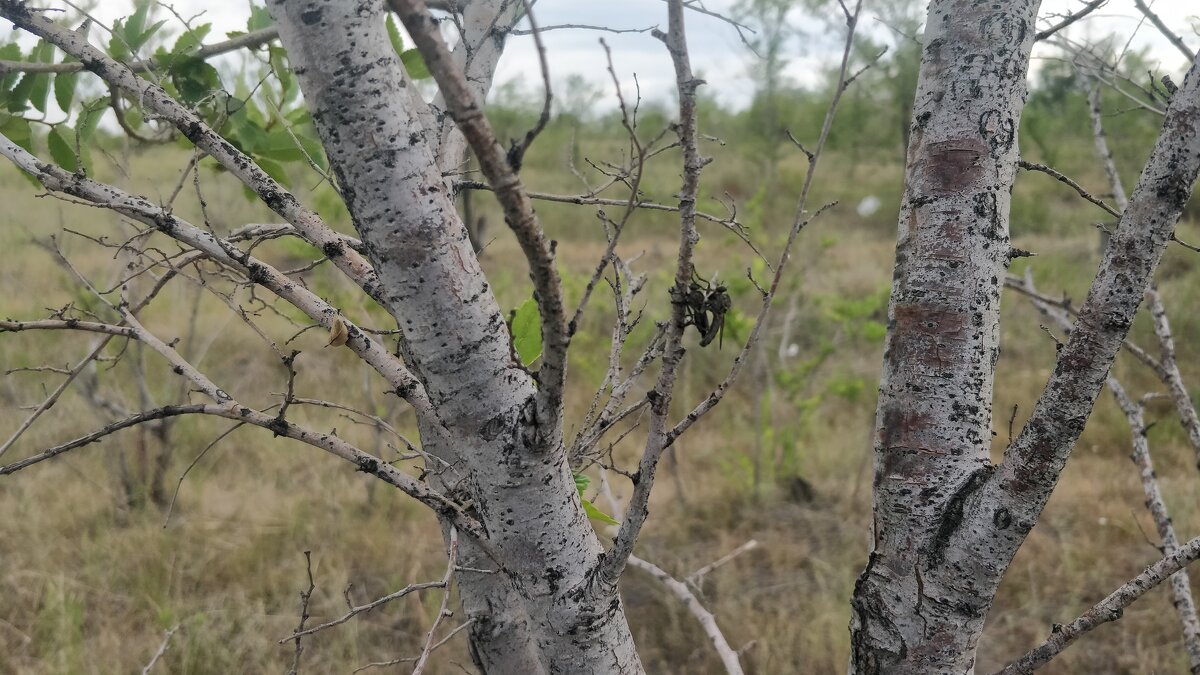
[227,108,267,153]
[400,48,431,80]
[28,40,54,113]
[297,135,327,170]
[386,14,404,56]
[581,499,619,526]
[0,114,34,153]
[172,24,212,56]
[169,57,221,105]
[268,46,295,102]
[77,98,107,141]
[130,19,168,52]
[285,106,312,127]
[47,125,79,171]
[510,298,542,366]
[572,472,618,525]
[108,20,130,62]
[0,43,23,95]
[254,155,291,187]
[125,0,151,46]
[257,129,308,162]
[7,72,39,112]
[28,73,50,113]
[247,6,274,32]
[53,68,77,111]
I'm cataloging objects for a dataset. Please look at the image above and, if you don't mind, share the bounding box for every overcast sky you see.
[10,1,1199,110]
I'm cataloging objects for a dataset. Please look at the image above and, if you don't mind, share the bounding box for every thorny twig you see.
[287,550,316,675]
[602,0,863,584]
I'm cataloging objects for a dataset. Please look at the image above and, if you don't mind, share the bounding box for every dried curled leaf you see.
[326,314,348,347]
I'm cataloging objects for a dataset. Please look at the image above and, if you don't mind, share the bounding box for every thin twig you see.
[278,579,447,643]
[1145,288,1200,468]
[1018,159,1121,218]
[1034,0,1106,42]
[351,620,474,673]
[287,550,316,675]
[1132,0,1194,62]
[412,527,459,675]
[140,626,178,675]
[993,534,1200,674]
[628,556,746,675]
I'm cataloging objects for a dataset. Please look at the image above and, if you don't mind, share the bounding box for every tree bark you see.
[270,2,643,673]
[854,1,1200,667]
[850,2,1042,671]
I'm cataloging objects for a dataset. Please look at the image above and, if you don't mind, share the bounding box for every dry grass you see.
[2,134,1200,675]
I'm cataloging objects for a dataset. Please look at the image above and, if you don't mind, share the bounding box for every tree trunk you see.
[850,1,1041,671]
[270,2,643,672]
[853,1,1200,669]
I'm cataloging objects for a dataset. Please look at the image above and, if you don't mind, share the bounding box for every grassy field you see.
[2,118,1200,675]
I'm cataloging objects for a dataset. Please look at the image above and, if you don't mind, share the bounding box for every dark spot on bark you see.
[993,507,1012,530]
[246,262,270,285]
[300,8,323,25]
[928,465,993,568]
[543,566,564,594]
[322,240,345,258]
[356,455,379,474]
[267,417,289,437]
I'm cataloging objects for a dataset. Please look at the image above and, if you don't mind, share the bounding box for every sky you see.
[7,1,1199,110]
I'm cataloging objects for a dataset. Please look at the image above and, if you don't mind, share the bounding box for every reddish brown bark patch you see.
[924,138,986,192]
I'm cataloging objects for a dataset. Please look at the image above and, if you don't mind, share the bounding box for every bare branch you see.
[287,550,316,675]
[1034,0,1106,42]
[600,0,707,583]
[141,626,178,675]
[395,0,570,423]
[1145,288,1200,467]
[1003,273,1165,379]
[0,319,137,339]
[0,134,436,420]
[0,258,183,460]
[455,180,754,243]
[1133,0,1195,62]
[413,527,458,675]
[1012,272,1200,671]
[686,540,761,590]
[279,579,446,643]
[628,556,745,675]
[1107,377,1200,670]
[1018,159,1121,218]
[351,620,474,673]
[975,49,1200,562]
[1084,81,1130,212]
[506,0,552,172]
[994,534,1200,674]
[163,422,245,528]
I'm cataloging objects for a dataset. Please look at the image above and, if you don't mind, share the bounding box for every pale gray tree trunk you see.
[269,2,643,673]
[850,2,1042,671]
[852,0,1200,670]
